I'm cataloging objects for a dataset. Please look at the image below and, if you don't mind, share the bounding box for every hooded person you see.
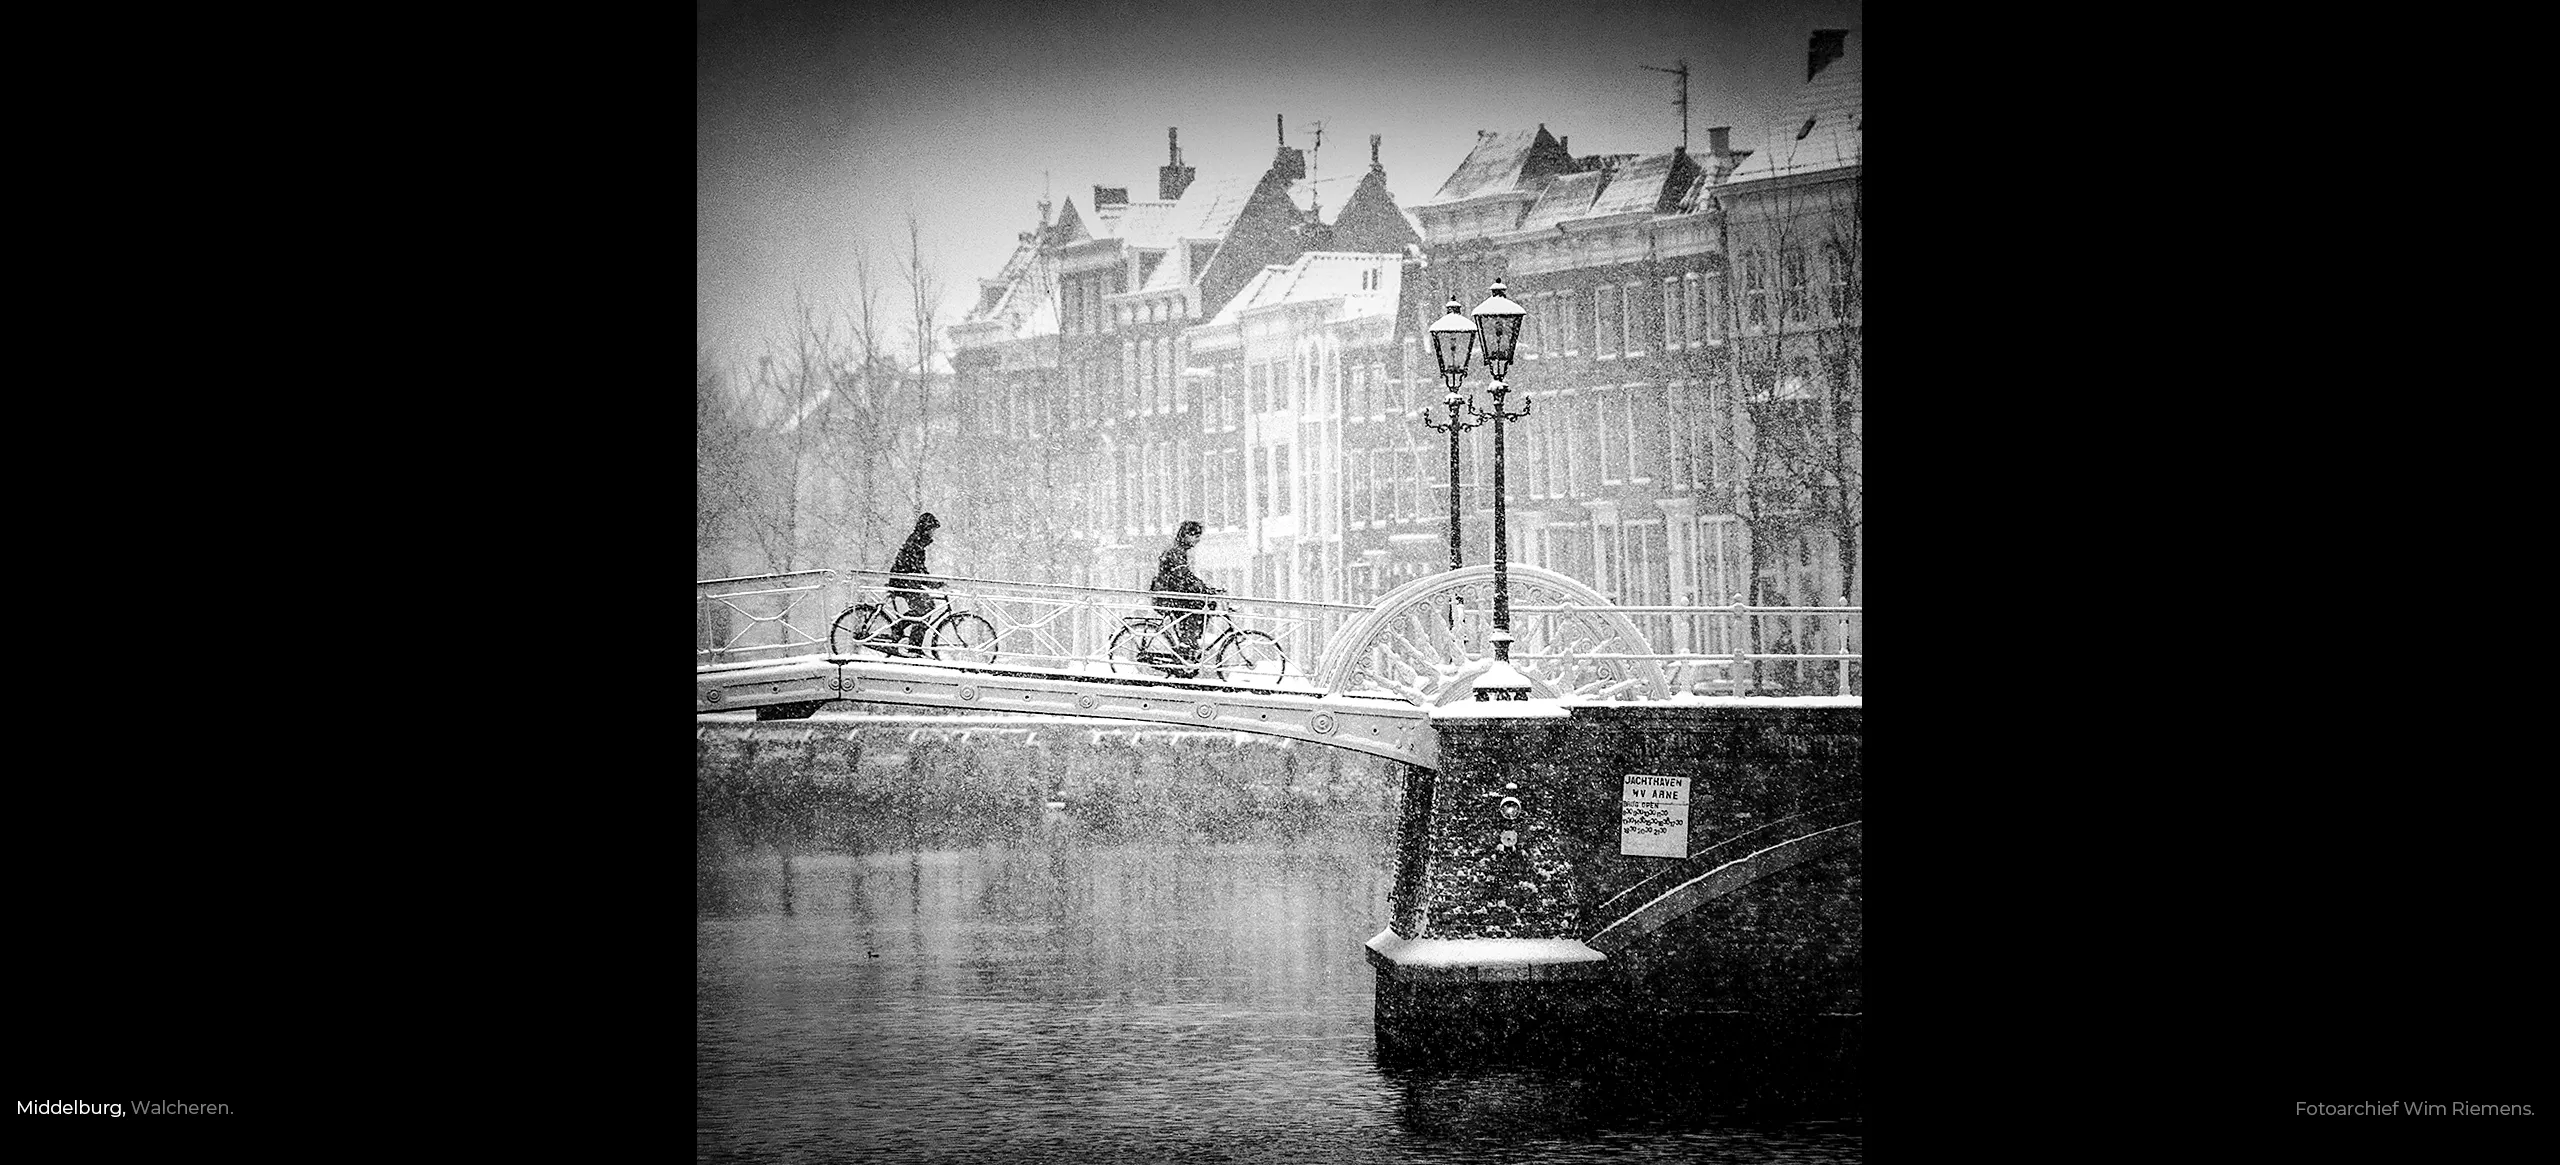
[1150,519,1223,667]
[887,512,944,655]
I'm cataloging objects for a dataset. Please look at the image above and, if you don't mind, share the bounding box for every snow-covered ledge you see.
[1427,653,1571,719]
[1365,929,1609,983]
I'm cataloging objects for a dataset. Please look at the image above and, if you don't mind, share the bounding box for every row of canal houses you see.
[945,37,1860,674]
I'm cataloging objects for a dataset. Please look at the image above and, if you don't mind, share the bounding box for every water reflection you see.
[698,834,1857,1163]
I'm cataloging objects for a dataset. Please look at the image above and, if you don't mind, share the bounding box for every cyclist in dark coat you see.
[1151,519,1223,665]
[888,512,944,656]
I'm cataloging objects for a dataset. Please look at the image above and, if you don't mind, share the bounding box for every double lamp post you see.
[1418,280,1531,699]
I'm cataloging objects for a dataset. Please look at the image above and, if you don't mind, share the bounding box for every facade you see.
[942,32,1859,685]
[947,123,1421,600]
[1396,31,1862,680]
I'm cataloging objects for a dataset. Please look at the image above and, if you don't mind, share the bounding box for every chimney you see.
[1159,127,1196,200]
[1370,133,1382,172]
[1808,29,1848,82]
[1093,185,1129,233]
[1266,112,1306,181]
[1704,125,1750,180]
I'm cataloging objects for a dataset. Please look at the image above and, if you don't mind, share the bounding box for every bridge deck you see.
[697,653,1439,769]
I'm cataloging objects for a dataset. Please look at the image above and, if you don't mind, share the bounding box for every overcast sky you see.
[698,0,1862,371]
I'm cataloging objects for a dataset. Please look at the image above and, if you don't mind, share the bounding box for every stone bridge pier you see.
[1368,699,1862,1057]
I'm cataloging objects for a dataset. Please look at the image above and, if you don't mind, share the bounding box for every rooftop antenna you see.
[1299,119,1327,216]
[1640,59,1690,151]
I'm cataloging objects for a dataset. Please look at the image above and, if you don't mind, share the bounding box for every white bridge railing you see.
[698,570,1859,699]
[1511,597,1861,698]
[698,569,1367,692]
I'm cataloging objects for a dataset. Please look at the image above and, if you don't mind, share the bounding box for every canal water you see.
[697,824,1860,1161]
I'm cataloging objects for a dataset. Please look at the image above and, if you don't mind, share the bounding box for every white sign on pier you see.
[1619,773,1691,858]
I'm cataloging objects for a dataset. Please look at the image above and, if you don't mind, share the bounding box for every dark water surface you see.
[697,833,1859,1162]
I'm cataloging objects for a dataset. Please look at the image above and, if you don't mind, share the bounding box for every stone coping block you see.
[1365,929,1610,983]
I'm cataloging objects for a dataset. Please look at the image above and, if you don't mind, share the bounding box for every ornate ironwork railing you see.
[697,570,837,665]
[697,568,1860,700]
[1511,594,1861,697]
[780,569,1367,692]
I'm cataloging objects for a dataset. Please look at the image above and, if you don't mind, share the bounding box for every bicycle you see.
[1106,598,1286,687]
[828,591,999,665]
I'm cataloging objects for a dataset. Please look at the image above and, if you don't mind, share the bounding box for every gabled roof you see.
[1205,251,1402,327]
[1050,197,1088,244]
[1517,170,1607,232]
[1726,33,1862,183]
[1328,166,1422,253]
[955,204,1065,342]
[1425,125,1575,205]
[1724,114,1859,182]
[1167,175,1260,241]
[1583,149,1700,220]
[1109,199,1187,250]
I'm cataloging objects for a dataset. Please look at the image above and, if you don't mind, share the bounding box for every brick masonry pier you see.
[1369,698,1861,1055]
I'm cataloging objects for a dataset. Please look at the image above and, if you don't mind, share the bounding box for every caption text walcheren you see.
[18,1100,232,1117]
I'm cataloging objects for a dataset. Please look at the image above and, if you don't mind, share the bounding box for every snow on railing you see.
[697,569,1859,699]
[697,570,837,665]
[1511,595,1860,697]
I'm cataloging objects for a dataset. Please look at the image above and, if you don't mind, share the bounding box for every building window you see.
[1254,447,1271,518]
[1625,520,1666,605]
[1572,394,1602,498]
[1596,391,1621,485]
[1202,449,1221,526]
[1559,290,1579,356]
[1225,447,1244,525]
[1824,238,1857,320]
[1661,278,1683,350]
[1406,442,1428,523]
[1272,443,1292,514]
[1743,252,1770,331]
[1780,245,1811,325]
[1630,381,1666,484]
[1621,281,1645,356]
[1594,284,1620,358]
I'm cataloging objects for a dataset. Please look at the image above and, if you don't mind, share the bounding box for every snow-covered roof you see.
[1723,114,1860,182]
[1517,170,1606,232]
[1427,126,1565,205]
[1584,149,1689,220]
[1725,33,1862,183]
[1204,251,1400,327]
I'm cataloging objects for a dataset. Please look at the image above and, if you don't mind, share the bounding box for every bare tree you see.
[805,244,909,577]
[901,209,943,524]
[736,290,844,574]
[1715,156,1862,691]
[696,352,766,579]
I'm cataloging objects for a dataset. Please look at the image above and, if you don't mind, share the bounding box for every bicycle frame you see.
[1133,601,1232,663]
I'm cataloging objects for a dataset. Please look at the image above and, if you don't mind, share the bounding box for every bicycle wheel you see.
[931,611,998,666]
[830,604,897,657]
[1214,630,1287,688]
[1108,625,1178,678]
